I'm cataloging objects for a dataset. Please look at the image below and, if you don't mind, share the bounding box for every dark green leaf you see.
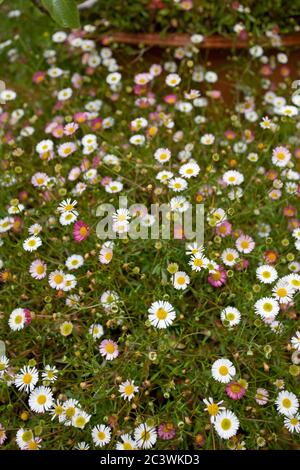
[41,0,80,28]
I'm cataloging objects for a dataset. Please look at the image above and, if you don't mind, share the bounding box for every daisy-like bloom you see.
[16,428,34,450]
[134,423,157,449]
[157,422,176,440]
[29,259,47,280]
[168,177,188,192]
[148,300,176,329]
[170,196,190,213]
[165,73,181,87]
[106,72,122,86]
[179,161,200,178]
[105,181,123,193]
[203,397,225,423]
[0,89,16,101]
[64,122,79,136]
[272,280,294,304]
[31,172,49,188]
[99,244,113,264]
[256,265,278,284]
[283,274,300,291]
[116,434,137,450]
[48,270,66,290]
[23,236,42,252]
[100,290,119,310]
[272,146,291,167]
[189,254,208,272]
[220,307,241,327]
[28,224,42,236]
[72,410,91,429]
[186,242,205,256]
[57,87,73,101]
[235,234,255,254]
[65,254,84,271]
[200,133,215,145]
[0,423,7,445]
[134,72,152,85]
[173,271,190,290]
[14,366,39,393]
[57,142,77,158]
[112,208,131,223]
[60,321,73,337]
[73,220,90,243]
[284,414,300,433]
[81,134,97,147]
[255,388,269,405]
[28,386,54,413]
[92,424,111,447]
[156,170,174,182]
[223,170,244,186]
[226,381,246,400]
[0,355,9,377]
[99,339,119,361]
[129,134,145,146]
[208,266,227,288]
[221,248,239,267]
[211,358,236,384]
[89,323,104,339]
[260,116,274,129]
[59,212,78,226]
[0,216,14,233]
[63,274,76,292]
[74,442,90,450]
[154,148,171,164]
[57,198,78,214]
[61,398,80,425]
[291,331,300,351]
[275,390,299,416]
[119,380,139,401]
[8,308,28,331]
[36,139,54,154]
[42,365,58,383]
[254,297,280,319]
[214,410,239,440]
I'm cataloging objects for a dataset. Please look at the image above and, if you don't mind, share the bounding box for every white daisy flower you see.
[148,300,176,329]
[214,410,240,439]
[256,265,278,284]
[275,391,299,417]
[119,380,139,401]
[92,424,111,447]
[254,297,280,319]
[65,254,84,270]
[23,236,42,252]
[220,307,241,327]
[28,386,54,413]
[211,358,236,383]
[173,271,190,290]
[15,366,39,393]
[134,423,157,449]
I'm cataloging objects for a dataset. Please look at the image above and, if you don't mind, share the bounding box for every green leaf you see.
[41,0,80,29]
[0,340,5,357]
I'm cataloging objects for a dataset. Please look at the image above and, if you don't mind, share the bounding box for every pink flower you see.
[24,308,32,326]
[73,220,90,243]
[235,258,249,271]
[255,388,269,405]
[158,422,176,440]
[32,71,46,84]
[216,221,232,238]
[226,381,246,400]
[208,266,227,287]
[236,234,255,254]
[164,94,177,105]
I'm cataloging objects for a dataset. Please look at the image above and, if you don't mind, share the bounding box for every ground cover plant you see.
[0,0,299,451]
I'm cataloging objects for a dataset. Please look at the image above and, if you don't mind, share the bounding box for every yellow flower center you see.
[156,308,168,320]
[220,418,232,430]
[23,373,32,384]
[176,276,185,285]
[124,384,134,396]
[15,315,23,324]
[37,395,47,405]
[277,288,287,298]
[36,265,45,275]
[54,274,63,284]
[207,403,219,416]
[219,366,228,376]
[98,431,105,441]
[263,303,273,312]
[282,398,291,408]
[105,343,115,354]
